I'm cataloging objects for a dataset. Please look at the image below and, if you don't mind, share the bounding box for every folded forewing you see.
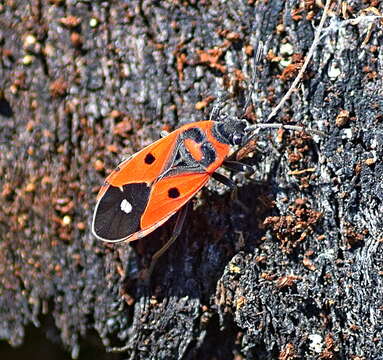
[141,172,210,230]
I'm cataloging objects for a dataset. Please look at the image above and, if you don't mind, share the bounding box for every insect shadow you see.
[122,178,275,301]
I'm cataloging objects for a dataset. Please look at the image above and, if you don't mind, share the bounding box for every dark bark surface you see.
[1,0,383,359]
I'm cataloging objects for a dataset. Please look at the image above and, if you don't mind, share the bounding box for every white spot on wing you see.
[120,199,132,214]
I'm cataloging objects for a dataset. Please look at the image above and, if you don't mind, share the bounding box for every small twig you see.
[267,0,332,121]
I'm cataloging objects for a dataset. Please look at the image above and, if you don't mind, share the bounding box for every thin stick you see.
[267,0,332,121]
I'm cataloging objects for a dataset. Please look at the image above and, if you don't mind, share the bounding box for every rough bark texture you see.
[1,0,383,359]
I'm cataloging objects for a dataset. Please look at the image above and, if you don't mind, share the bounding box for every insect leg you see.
[160,130,170,138]
[144,204,189,279]
[210,92,231,122]
[212,172,237,189]
[222,160,254,175]
[213,171,250,213]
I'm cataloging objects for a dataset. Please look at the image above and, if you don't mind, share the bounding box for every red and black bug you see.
[92,116,254,243]
[91,111,322,276]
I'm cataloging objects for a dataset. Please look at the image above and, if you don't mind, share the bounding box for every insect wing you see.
[105,131,180,188]
[92,131,181,242]
[141,172,211,230]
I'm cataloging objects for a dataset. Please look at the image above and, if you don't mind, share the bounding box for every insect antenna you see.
[245,123,325,137]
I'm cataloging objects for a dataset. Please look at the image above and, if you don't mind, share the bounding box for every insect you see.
[91,114,321,275]
[92,116,255,244]
[91,116,318,246]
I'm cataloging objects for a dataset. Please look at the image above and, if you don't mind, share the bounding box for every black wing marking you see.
[92,182,151,241]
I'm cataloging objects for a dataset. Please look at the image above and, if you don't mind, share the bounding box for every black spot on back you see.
[93,183,150,241]
[200,142,216,167]
[178,127,217,168]
[168,187,180,198]
[182,127,205,143]
[145,153,155,164]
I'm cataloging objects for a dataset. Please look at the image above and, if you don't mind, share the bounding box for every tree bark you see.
[1,0,382,359]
